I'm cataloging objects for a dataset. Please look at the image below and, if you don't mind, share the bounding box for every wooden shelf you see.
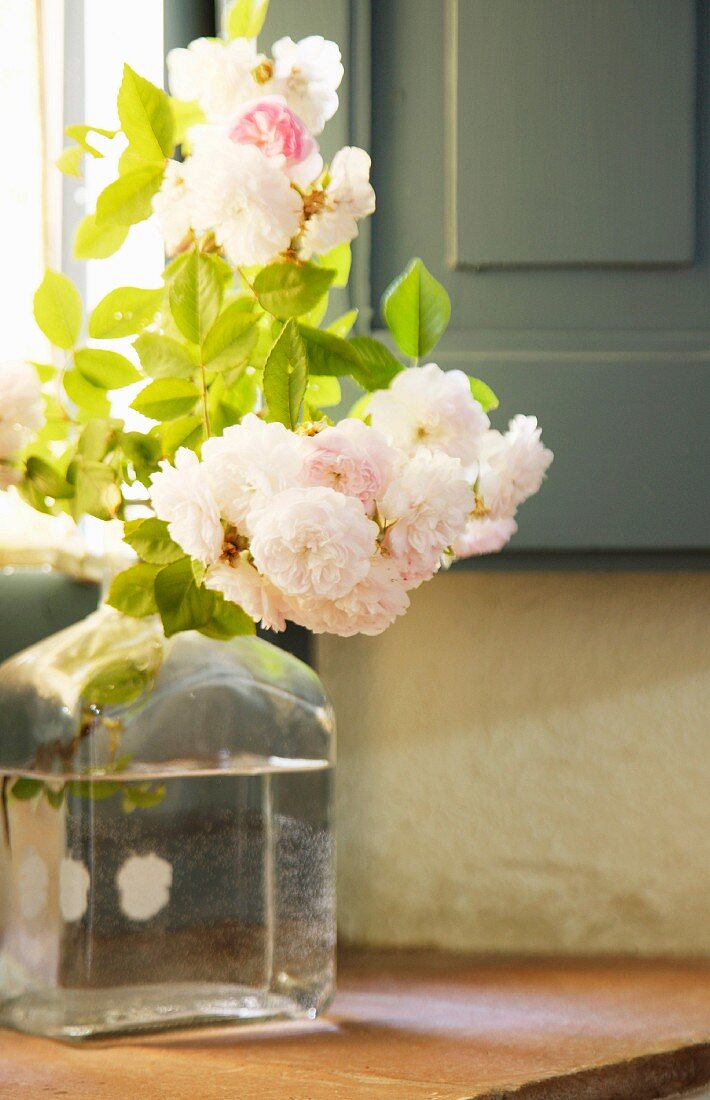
[1,952,709,1098]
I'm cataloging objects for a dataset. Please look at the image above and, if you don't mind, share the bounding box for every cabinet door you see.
[370,0,710,563]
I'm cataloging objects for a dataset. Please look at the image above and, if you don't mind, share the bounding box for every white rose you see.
[202,414,308,535]
[289,555,410,637]
[185,126,302,266]
[249,485,378,600]
[381,449,474,588]
[149,448,223,565]
[270,36,344,135]
[369,363,489,465]
[476,416,553,519]
[152,160,193,255]
[452,515,518,559]
[167,37,260,122]
[299,146,376,258]
[205,557,291,633]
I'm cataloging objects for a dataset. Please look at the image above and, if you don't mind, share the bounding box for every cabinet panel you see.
[451,0,696,268]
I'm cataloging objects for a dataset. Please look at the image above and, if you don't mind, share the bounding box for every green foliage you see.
[199,592,256,640]
[131,378,200,421]
[169,97,205,145]
[89,286,163,339]
[96,164,165,228]
[25,456,72,499]
[468,376,499,412]
[63,369,110,415]
[120,431,162,485]
[74,349,140,389]
[122,783,167,812]
[328,309,358,338]
[254,262,335,320]
[157,414,204,457]
[74,212,129,260]
[227,0,270,39]
[169,252,222,344]
[305,375,341,408]
[106,562,163,618]
[299,325,363,381]
[349,336,403,390]
[154,557,215,637]
[34,270,82,349]
[381,257,451,358]
[69,457,122,520]
[56,124,117,175]
[321,242,352,288]
[202,301,260,372]
[117,64,174,161]
[77,419,122,461]
[82,656,158,706]
[123,517,184,565]
[263,319,308,428]
[10,778,44,801]
[134,333,196,379]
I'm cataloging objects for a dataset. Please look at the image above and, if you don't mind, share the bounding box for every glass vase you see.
[0,606,336,1038]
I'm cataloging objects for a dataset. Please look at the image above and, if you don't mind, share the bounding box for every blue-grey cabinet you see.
[219,0,710,565]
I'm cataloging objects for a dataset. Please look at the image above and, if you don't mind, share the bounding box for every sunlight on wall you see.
[0,5,47,361]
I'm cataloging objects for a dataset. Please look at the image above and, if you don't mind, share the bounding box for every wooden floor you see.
[1,951,710,1099]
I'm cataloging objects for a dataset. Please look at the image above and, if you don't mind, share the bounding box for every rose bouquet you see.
[3,0,552,642]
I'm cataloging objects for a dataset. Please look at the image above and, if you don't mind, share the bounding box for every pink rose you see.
[302,418,395,512]
[229,95,322,186]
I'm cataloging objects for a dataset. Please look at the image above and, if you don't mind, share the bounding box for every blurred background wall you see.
[320,570,710,954]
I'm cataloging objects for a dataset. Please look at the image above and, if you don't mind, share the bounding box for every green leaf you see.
[33,270,82,350]
[348,392,373,421]
[131,378,200,421]
[96,164,165,228]
[327,309,358,338]
[263,319,308,428]
[117,64,174,160]
[120,431,162,485]
[44,785,66,809]
[299,324,363,380]
[254,262,335,320]
[154,557,215,637]
[56,145,84,176]
[67,781,121,802]
[468,376,499,413]
[381,258,451,358]
[82,656,158,706]
[11,778,44,801]
[123,517,184,565]
[66,123,117,155]
[321,242,352,288]
[74,212,129,260]
[133,332,196,379]
[89,286,163,339]
[70,458,122,520]
[31,361,55,383]
[122,783,167,811]
[349,336,403,391]
[74,349,141,389]
[199,592,256,640]
[63,370,110,415]
[25,455,72,499]
[304,375,341,408]
[157,414,203,457]
[169,252,222,345]
[169,97,205,145]
[78,418,121,460]
[106,562,164,619]
[202,302,260,372]
[227,0,270,39]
